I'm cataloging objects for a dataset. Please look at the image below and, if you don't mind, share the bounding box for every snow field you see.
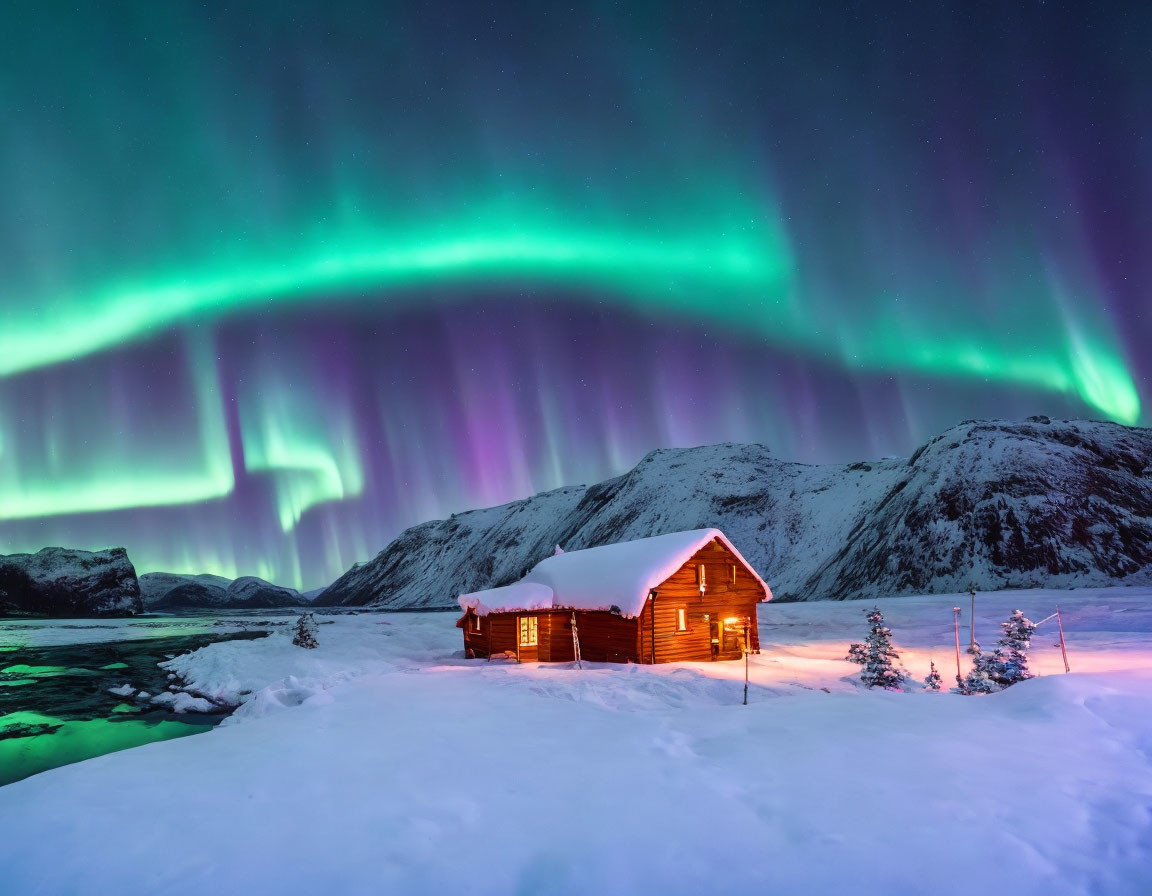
[0,587,1150,895]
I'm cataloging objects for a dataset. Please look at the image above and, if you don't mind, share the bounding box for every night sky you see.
[1,2,1149,589]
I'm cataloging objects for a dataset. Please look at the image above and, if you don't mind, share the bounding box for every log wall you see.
[639,538,765,663]
[459,536,766,664]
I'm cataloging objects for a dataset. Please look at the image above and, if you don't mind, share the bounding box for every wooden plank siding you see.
[460,609,486,658]
[489,614,518,658]
[570,611,641,663]
[460,536,765,664]
[640,538,765,663]
[464,608,642,663]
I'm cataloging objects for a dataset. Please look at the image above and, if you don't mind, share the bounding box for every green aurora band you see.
[0,332,234,521]
[0,210,1141,426]
[1,2,1148,590]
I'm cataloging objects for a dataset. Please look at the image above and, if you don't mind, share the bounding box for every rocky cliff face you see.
[316,418,1152,608]
[799,418,1152,600]
[0,547,143,616]
[140,572,302,609]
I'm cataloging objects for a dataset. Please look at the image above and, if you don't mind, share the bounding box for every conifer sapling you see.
[855,607,907,690]
[924,661,942,691]
[991,609,1036,686]
[961,644,1001,694]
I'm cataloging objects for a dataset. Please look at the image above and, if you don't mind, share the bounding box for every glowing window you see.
[697,564,706,589]
[731,564,737,585]
[472,613,481,633]
[519,616,538,647]
[676,608,687,632]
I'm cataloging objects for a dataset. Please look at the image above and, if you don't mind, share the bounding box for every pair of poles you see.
[952,598,1070,685]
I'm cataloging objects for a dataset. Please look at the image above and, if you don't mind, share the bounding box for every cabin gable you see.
[640,537,765,663]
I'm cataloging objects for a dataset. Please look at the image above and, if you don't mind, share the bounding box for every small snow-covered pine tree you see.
[293,613,318,649]
[990,609,1036,686]
[856,607,906,690]
[924,661,942,691]
[961,646,1001,694]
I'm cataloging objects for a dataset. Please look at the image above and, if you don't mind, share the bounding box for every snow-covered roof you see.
[458,528,771,619]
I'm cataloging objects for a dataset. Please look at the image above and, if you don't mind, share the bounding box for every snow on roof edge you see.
[457,528,771,618]
[458,581,555,617]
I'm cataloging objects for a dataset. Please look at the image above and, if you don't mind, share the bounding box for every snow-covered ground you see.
[1,587,1150,895]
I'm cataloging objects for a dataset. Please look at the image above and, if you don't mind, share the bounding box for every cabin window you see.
[472,613,482,633]
[697,564,706,591]
[731,564,737,585]
[518,616,538,647]
[676,608,687,632]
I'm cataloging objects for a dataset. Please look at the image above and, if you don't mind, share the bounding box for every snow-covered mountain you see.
[224,576,304,608]
[0,547,142,616]
[141,572,304,609]
[139,572,233,608]
[317,418,1152,608]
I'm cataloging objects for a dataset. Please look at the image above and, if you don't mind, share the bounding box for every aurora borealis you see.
[1,2,1149,589]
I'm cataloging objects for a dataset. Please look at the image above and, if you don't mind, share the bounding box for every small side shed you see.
[456,528,771,663]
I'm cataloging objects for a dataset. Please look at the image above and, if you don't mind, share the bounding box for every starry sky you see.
[1,1,1149,589]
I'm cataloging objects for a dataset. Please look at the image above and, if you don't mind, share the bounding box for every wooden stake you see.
[1055,604,1070,673]
[953,607,963,687]
[969,590,977,652]
[743,619,750,706]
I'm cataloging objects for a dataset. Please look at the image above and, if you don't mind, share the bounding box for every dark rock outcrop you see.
[0,547,143,616]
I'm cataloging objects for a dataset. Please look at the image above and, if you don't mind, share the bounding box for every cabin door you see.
[718,617,748,660]
[709,619,721,660]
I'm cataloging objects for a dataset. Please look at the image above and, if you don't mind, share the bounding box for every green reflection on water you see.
[1,710,62,731]
[0,712,211,786]
[1,664,72,676]
[0,679,38,687]
[100,662,130,670]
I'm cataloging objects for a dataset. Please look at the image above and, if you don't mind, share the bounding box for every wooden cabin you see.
[456,528,771,664]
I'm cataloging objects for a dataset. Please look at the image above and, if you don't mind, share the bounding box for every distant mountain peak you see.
[317,417,1152,609]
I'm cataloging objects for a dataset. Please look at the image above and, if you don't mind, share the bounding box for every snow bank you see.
[149,691,215,713]
[158,621,403,717]
[0,588,1150,896]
